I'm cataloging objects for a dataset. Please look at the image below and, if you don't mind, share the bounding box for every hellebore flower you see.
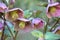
[5,8,24,21]
[46,0,60,18]
[13,18,33,32]
[31,18,44,29]
[0,2,8,13]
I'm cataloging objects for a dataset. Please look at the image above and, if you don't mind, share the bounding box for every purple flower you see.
[13,18,33,32]
[0,2,8,13]
[31,18,44,29]
[46,0,60,18]
[5,8,24,21]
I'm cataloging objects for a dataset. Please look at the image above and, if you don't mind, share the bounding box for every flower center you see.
[19,22,25,29]
[11,11,18,19]
[49,7,56,14]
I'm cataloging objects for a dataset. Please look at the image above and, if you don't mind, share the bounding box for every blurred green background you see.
[0,0,60,40]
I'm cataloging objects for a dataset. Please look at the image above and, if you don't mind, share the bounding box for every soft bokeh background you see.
[0,0,60,40]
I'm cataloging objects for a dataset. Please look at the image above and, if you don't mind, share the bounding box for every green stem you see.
[13,31,18,40]
[6,24,14,37]
[5,22,16,40]
[49,18,60,32]
[1,25,5,40]
[1,11,6,40]
[43,18,49,40]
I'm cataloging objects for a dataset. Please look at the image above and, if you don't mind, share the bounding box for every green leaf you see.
[45,32,60,40]
[34,10,42,18]
[31,30,43,38]
[31,30,60,40]
[24,10,32,18]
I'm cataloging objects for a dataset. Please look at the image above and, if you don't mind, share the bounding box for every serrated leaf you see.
[24,10,32,18]
[31,30,43,38]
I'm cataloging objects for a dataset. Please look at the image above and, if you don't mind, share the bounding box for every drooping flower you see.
[31,18,44,29]
[0,2,8,13]
[46,0,60,18]
[13,18,33,32]
[5,8,24,21]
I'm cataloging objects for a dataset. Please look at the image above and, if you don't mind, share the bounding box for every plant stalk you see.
[49,18,60,32]
[43,18,49,40]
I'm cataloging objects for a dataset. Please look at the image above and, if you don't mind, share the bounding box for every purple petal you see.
[0,2,8,12]
[32,18,44,29]
[17,18,30,22]
[52,9,60,17]
[32,18,42,25]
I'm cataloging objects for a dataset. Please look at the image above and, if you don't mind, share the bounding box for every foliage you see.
[0,0,60,40]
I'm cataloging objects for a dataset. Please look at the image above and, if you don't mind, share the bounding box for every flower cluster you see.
[0,2,45,33]
[0,0,60,40]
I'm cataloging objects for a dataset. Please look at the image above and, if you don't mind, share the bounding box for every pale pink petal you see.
[0,2,8,13]
[32,18,44,29]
